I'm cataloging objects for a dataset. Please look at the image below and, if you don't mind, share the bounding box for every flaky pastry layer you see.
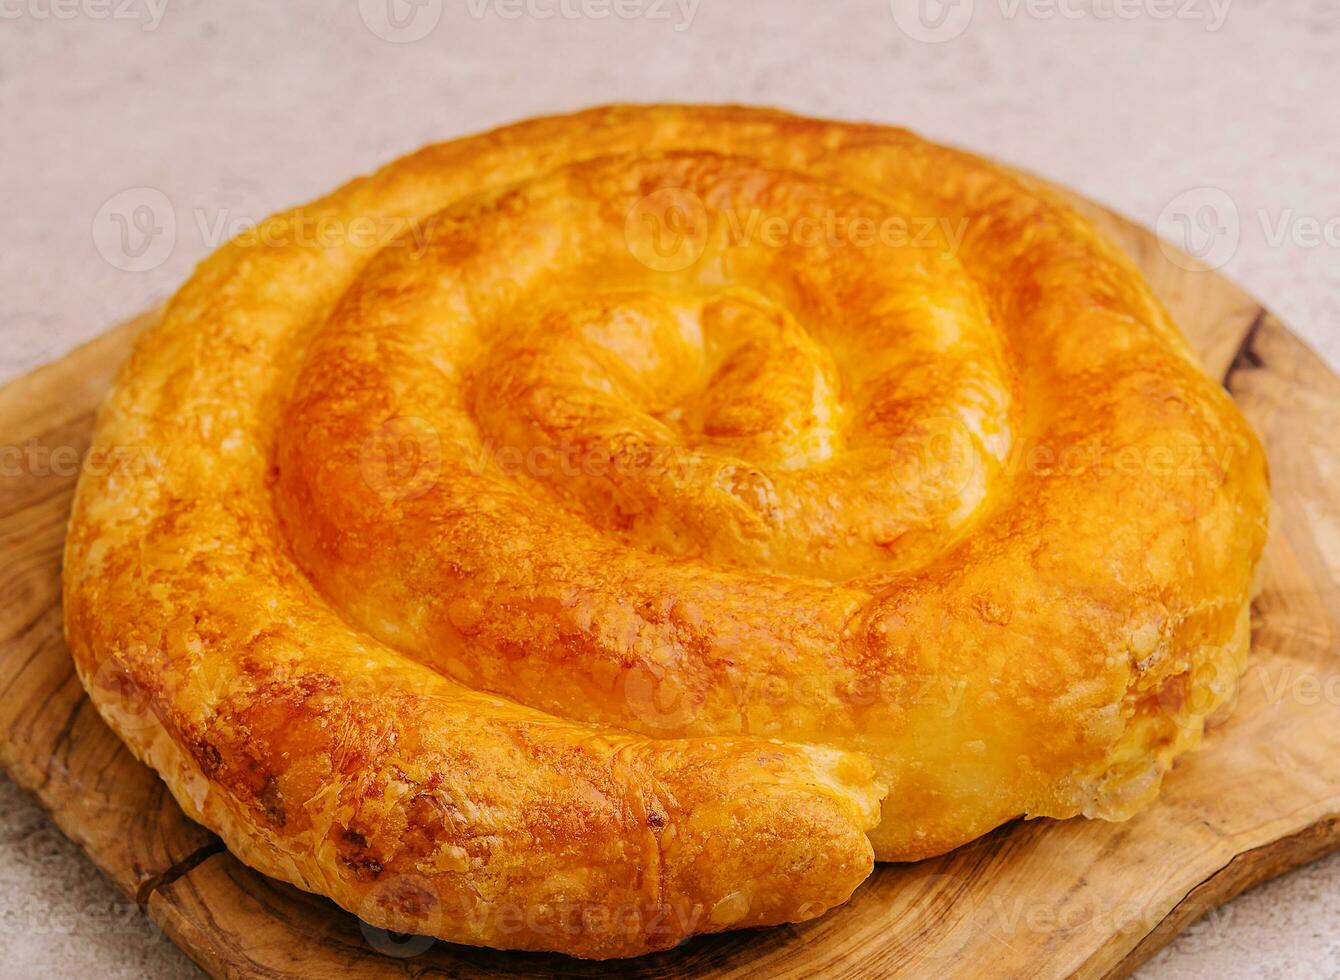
[64,105,1269,958]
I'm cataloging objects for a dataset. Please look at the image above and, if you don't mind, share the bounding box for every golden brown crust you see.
[63,105,1268,957]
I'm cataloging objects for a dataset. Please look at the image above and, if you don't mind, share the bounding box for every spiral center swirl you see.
[285,152,1014,583]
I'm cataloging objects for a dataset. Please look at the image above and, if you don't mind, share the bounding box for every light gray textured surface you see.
[1,1,1337,977]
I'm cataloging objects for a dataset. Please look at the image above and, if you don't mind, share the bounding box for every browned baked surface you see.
[62,105,1268,958]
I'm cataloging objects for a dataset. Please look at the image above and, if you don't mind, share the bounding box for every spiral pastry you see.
[64,106,1269,958]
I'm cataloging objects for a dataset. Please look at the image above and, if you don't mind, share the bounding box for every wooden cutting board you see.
[1,177,1337,980]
